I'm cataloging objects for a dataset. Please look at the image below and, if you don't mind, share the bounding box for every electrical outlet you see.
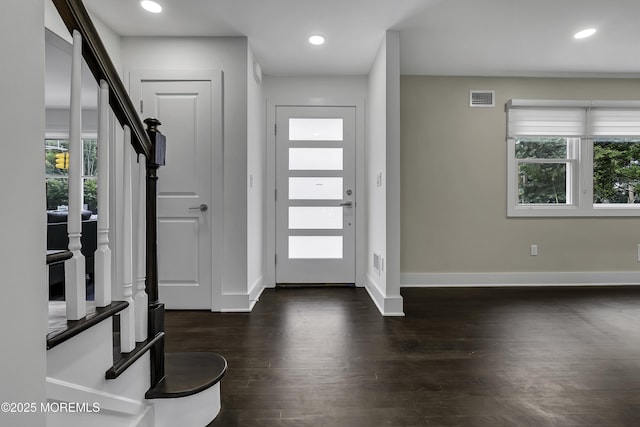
[530,244,538,256]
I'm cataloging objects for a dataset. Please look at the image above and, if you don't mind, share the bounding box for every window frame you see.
[506,100,640,217]
[45,134,98,213]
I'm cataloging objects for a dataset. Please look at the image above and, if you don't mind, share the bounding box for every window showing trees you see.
[593,138,640,204]
[45,138,98,213]
[507,100,640,216]
[516,138,571,204]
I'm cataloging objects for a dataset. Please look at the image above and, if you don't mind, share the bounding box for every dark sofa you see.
[47,210,97,299]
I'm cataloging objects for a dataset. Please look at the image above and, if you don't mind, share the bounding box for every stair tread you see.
[47,301,128,350]
[145,352,227,399]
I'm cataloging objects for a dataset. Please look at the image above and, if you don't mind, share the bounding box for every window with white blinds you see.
[506,100,640,217]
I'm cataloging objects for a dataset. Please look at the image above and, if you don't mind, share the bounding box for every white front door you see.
[275,106,356,284]
[136,78,215,309]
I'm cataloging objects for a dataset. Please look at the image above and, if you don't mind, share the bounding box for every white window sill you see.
[508,204,640,217]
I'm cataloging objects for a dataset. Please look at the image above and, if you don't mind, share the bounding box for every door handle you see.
[189,204,208,212]
[340,202,353,207]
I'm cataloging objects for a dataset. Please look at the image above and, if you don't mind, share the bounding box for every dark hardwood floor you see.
[163,286,640,426]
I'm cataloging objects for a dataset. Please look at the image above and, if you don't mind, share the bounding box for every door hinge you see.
[274,123,277,135]
[140,100,143,113]
[274,189,277,201]
[275,254,277,264]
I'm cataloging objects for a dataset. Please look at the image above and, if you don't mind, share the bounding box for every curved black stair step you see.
[145,352,227,399]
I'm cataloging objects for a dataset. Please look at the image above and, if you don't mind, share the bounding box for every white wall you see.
[0,1,47,425]
[44,0,70,43]
[247,46,266,303]
[263,76,368,287]
[367,37,387,299]
[45,0,123,68]
[46,108,97,137]
[366,31,403,315]
[88,12,123,73]
[385,32,402,314]
[121,37,249,308]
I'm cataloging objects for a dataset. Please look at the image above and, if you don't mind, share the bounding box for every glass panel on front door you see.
[289,236,344,259]
[288,206,343,229]
[289,118,344,141]
[289,147,343,170]
[288,177,343,200]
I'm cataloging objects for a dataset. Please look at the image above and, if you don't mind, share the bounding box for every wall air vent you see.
[470,90,495,107]
[373,252,382,275]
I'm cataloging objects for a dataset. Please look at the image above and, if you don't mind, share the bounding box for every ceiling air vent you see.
[469,90,495,107]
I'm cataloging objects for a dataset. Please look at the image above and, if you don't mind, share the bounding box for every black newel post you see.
[144,117,165,387]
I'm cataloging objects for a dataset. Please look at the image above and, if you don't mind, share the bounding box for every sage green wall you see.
[401,76,640,273]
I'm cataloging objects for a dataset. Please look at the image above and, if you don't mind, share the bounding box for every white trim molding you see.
[264,87,367,290]
[365,274,405,316]
[220,293,254,313]
[221,278,267,312]
[401,271,640,287]
[249,276,267,305]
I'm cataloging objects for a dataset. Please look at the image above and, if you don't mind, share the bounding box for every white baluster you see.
[121,126,136,352]
[135,155,148,342]
[94,80,111,307]
[65,30,86,320]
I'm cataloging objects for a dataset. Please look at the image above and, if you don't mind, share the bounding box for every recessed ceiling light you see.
[140,0,162,13]
[574,28,596,39]
[308,35,326,46]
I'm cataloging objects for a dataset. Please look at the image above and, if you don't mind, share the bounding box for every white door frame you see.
[128,69,224,311]
[266,96,366,288]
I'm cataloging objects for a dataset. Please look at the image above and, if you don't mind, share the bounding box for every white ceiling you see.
[82,0,640,78]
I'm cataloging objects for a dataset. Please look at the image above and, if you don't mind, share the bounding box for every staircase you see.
[45,1,226,425]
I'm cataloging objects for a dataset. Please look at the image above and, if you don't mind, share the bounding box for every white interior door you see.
[139,79,213,309]
[275,106,356,283]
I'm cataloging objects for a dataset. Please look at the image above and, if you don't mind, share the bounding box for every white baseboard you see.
[219,277,267,312]
[220,280,268,312]
[365,274,405,316]
[220,293,252,312]
[401,271,640,287]
[249,276,267,304]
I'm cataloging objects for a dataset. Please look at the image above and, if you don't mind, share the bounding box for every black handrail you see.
[51,0,151,160]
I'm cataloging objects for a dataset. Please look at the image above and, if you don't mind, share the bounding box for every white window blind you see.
[507,108,586,137]
[507,100,640,138]
[590,109,640,136]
